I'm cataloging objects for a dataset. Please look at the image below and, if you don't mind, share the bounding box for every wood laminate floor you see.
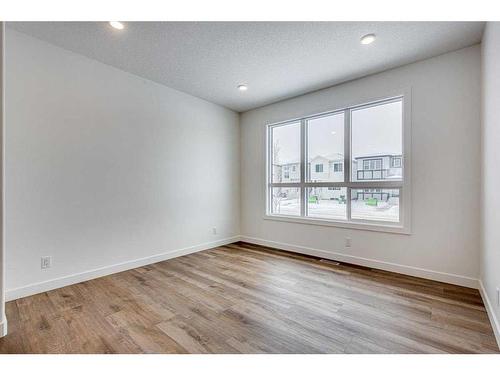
[0,242,498,354]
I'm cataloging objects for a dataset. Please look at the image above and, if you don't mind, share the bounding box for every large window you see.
[267,96,409,232]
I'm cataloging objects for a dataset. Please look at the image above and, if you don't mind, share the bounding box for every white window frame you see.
[264,93,412,234]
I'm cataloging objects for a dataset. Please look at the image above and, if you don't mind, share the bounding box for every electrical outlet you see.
[212,227,217,235]
[345,237,352,248]
[41,256,52,269]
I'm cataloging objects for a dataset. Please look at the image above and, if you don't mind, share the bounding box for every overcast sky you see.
[272,100,402,164]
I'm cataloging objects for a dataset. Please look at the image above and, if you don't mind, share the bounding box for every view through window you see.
[268,97,404,227]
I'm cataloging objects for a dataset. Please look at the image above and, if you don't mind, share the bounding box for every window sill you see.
[263,214,411,235]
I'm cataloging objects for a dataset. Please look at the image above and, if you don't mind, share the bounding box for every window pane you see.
[351,189,400,222]
[351,100,402,182]
[307,113,344,182]
[271,187,301,216]
[307,187,347,220]
[271,122,301,183]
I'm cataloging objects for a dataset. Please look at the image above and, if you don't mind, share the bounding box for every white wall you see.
[4,29,240,299]
[480,22,500,344]
[240,45,481,287]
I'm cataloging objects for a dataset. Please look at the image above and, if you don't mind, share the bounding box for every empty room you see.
[1,1,500,368]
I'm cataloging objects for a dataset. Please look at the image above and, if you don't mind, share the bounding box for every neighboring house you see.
[352,154,402,202]
[353,188,399,203]
[308,153,344,200]
[308,186,344,201]
[274,153,402,202]
[276,153,345,184]
[352,154,402,181]
[280,161,300,182]
[272,160,300,202]
[308,154,344,183]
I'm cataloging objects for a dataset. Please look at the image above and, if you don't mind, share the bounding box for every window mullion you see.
[344,109,352,221]
[344,109,351,184]
[347,181,403,189]
[346,187,352,221]
[300,119,306,217]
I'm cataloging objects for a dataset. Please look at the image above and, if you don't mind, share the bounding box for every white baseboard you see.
[479,279,500,349]
[240,236,479,289]
[5,236,240,302]
[0,315,7,338]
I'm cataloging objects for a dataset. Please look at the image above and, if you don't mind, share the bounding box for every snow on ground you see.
[274,199,399,222]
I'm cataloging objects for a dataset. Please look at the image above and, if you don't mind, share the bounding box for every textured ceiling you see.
[8,22,484,112]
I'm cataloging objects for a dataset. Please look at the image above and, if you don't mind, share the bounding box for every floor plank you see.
[1,241,498,354]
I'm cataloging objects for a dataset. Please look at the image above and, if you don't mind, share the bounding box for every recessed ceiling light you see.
[331,131,337,135]
[237,84,248,91]
[360,33,376,45]
[109,21,125,30]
